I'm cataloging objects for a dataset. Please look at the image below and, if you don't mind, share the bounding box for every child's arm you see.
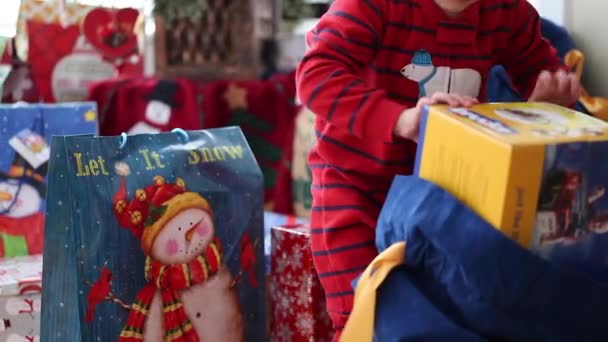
[497,1,580,106]
[295,0,405,142]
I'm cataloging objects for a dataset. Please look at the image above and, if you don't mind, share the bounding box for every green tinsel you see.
[154,0,206,22]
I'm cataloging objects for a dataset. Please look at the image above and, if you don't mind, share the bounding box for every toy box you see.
[415,102,608,277]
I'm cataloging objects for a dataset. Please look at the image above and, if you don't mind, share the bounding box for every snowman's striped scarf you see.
[119,238,223,342]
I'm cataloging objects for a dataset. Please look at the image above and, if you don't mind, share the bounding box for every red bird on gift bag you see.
[239,233,257,287]
[85,266,113,322]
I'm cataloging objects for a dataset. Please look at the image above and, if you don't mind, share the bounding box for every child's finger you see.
[461,96,479,106]
[568,73,581,100]
[431,92,459,106]
[417,97,436,109]
[536,70,553,91]
[555,70,570,95]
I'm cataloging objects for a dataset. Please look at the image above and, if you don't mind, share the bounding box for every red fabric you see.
[198,73,299,214]
[270,225,334,342]
[296,0,564,333]
[88,78,202,135]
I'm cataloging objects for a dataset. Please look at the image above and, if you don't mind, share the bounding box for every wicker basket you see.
[154,0,258,80]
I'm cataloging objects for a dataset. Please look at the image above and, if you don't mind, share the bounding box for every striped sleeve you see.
[296,0,408,142]
[496,0,565,99]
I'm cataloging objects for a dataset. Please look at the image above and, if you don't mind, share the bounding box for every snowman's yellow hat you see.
[141,191,213,256]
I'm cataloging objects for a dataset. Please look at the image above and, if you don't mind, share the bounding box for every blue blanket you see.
[372,176,608,341]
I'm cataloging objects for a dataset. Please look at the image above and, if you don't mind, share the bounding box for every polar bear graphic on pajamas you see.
[401,49,482,98]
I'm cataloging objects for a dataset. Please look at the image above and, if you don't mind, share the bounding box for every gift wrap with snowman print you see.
[0,254,43,342]
[41,127,265,341]
[0,103,98,258]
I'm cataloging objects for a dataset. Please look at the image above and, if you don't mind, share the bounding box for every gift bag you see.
[16,0,94,61]
[342,176,608,342]
[26,5,143,102]
[0,103,98,258]
[42,127,266,341]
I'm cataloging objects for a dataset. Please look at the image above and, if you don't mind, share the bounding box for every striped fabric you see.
[119,238,223,341]
[296,0,565,336]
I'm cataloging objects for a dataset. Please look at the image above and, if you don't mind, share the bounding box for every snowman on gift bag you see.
[128,81,179,135]
[111,163,244,341]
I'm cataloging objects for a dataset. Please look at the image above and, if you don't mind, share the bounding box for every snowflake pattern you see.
[276,321,293,342]
[295,314,315,337]
[271,226,334,340]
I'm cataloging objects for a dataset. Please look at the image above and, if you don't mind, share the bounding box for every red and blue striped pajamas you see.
[296,0,563,336]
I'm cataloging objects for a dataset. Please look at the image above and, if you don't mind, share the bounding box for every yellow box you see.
[415,102,608,258]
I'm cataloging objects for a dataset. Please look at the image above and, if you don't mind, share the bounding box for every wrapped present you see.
[270,225,333,342]
[0,254,42,341]
[263,212,308,273]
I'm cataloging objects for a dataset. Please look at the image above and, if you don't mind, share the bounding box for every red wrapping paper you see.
[270,225,334,341]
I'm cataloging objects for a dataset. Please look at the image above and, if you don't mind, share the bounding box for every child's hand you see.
[529,70,581,107]
[393,92,478,141]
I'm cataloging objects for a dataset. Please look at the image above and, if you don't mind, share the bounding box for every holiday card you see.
[8,129,50,169]
[42,127,266,341]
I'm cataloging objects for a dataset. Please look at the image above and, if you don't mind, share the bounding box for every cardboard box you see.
[415,102,608,272]
[270,225,333,342]
[0,254,42,341]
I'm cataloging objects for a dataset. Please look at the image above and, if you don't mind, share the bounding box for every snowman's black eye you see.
[196,312,201,318]
[178,227,182,231]
[190,222,193,226]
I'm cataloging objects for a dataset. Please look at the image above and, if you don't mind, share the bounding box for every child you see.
[295,0,581,338]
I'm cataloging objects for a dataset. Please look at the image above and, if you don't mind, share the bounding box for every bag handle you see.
[341,242,407,342]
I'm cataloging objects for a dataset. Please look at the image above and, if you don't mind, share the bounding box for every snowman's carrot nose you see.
[0,192,12,201]
[186,225,197,241]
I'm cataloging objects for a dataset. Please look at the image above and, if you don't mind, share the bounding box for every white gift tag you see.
[8,129,50,169]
